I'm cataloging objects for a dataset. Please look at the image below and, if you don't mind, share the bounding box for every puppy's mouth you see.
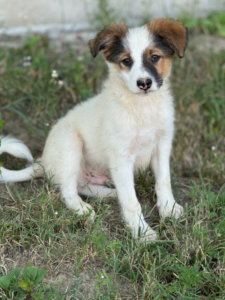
[137,88,157,95]
[140,88,151,94]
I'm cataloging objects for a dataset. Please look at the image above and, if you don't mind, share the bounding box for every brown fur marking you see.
[146,18,188,58]
[89,22,128,58]
[143,47,173,78]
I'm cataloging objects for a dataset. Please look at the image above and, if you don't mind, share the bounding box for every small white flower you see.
[23,56,32,67]
[211,146,216,151]
[51,70,58,78]
[45,123,50,127]
[58,80,64,86]
[55,211,58,215]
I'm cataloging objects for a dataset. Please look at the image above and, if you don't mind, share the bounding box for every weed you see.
[0,266,46,300]
[94,271,115,298]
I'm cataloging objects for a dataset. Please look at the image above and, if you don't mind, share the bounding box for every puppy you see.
[0,18,188,242]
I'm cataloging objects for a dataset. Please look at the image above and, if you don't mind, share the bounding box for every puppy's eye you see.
[151,55,160,63]
[122,58,131,67]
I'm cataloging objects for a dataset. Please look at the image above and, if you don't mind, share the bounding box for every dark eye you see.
[151,55,160,63]
[122,58,131,67]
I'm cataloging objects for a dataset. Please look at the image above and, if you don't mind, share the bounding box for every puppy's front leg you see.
[151,137,183,219]
[110,157,157,241]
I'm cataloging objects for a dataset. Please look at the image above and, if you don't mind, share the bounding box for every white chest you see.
[130,128,160,157]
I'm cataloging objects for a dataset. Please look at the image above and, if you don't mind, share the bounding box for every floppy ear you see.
[148,18,188,58]
[88,22,128,58]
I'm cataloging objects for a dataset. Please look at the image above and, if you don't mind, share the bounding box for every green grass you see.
[0,21,225,299]
[1,180,225,299]
[178,11,225,37]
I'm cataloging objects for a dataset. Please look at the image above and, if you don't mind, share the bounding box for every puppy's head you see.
[89,18,188,95]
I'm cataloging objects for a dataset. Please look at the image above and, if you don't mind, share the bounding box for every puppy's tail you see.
[0,136,43,183]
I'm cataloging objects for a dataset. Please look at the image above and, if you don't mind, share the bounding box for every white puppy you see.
[0,18,188,242]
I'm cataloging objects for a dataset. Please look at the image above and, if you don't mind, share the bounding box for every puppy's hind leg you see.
[45,129,95,221]
[61,180,95,221]
[78,184,117,198]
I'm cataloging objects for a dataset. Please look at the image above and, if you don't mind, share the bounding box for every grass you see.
[0,18,225,299]
[178,11,225,37]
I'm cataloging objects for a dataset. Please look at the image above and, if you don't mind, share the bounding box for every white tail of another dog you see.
[0,136,43,183]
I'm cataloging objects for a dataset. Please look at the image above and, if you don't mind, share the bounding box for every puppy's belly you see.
[81,164,111,185]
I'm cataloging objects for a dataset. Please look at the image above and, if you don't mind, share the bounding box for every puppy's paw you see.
[125,212,157,242]
[81,202,96,222]
[72,201,95,222]
[158,202,183,220]
[138,226,157,243]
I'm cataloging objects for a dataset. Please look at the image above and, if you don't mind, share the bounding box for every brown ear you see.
[147,18,188,58]
[88,22,128,58]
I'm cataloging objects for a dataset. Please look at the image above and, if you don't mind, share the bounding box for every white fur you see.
[121,26,159,93]
[0,136,40,183]
[0,136,33,162]
[0,25,184,242]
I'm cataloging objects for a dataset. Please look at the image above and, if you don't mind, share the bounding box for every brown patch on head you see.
[88,22,128,61]
[143,47,173,79]
[154,56,173,78]
[116,52,134,72]
[146,18,188,58]
[161,57,173,77]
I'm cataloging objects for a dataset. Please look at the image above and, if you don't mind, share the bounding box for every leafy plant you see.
[177,264,203,290]
[0,266,46,300]
[94,271,114,298]
[92,233,107,251]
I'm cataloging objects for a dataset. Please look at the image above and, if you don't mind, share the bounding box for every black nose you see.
[146,78,152,88]
[137,78,152,90]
